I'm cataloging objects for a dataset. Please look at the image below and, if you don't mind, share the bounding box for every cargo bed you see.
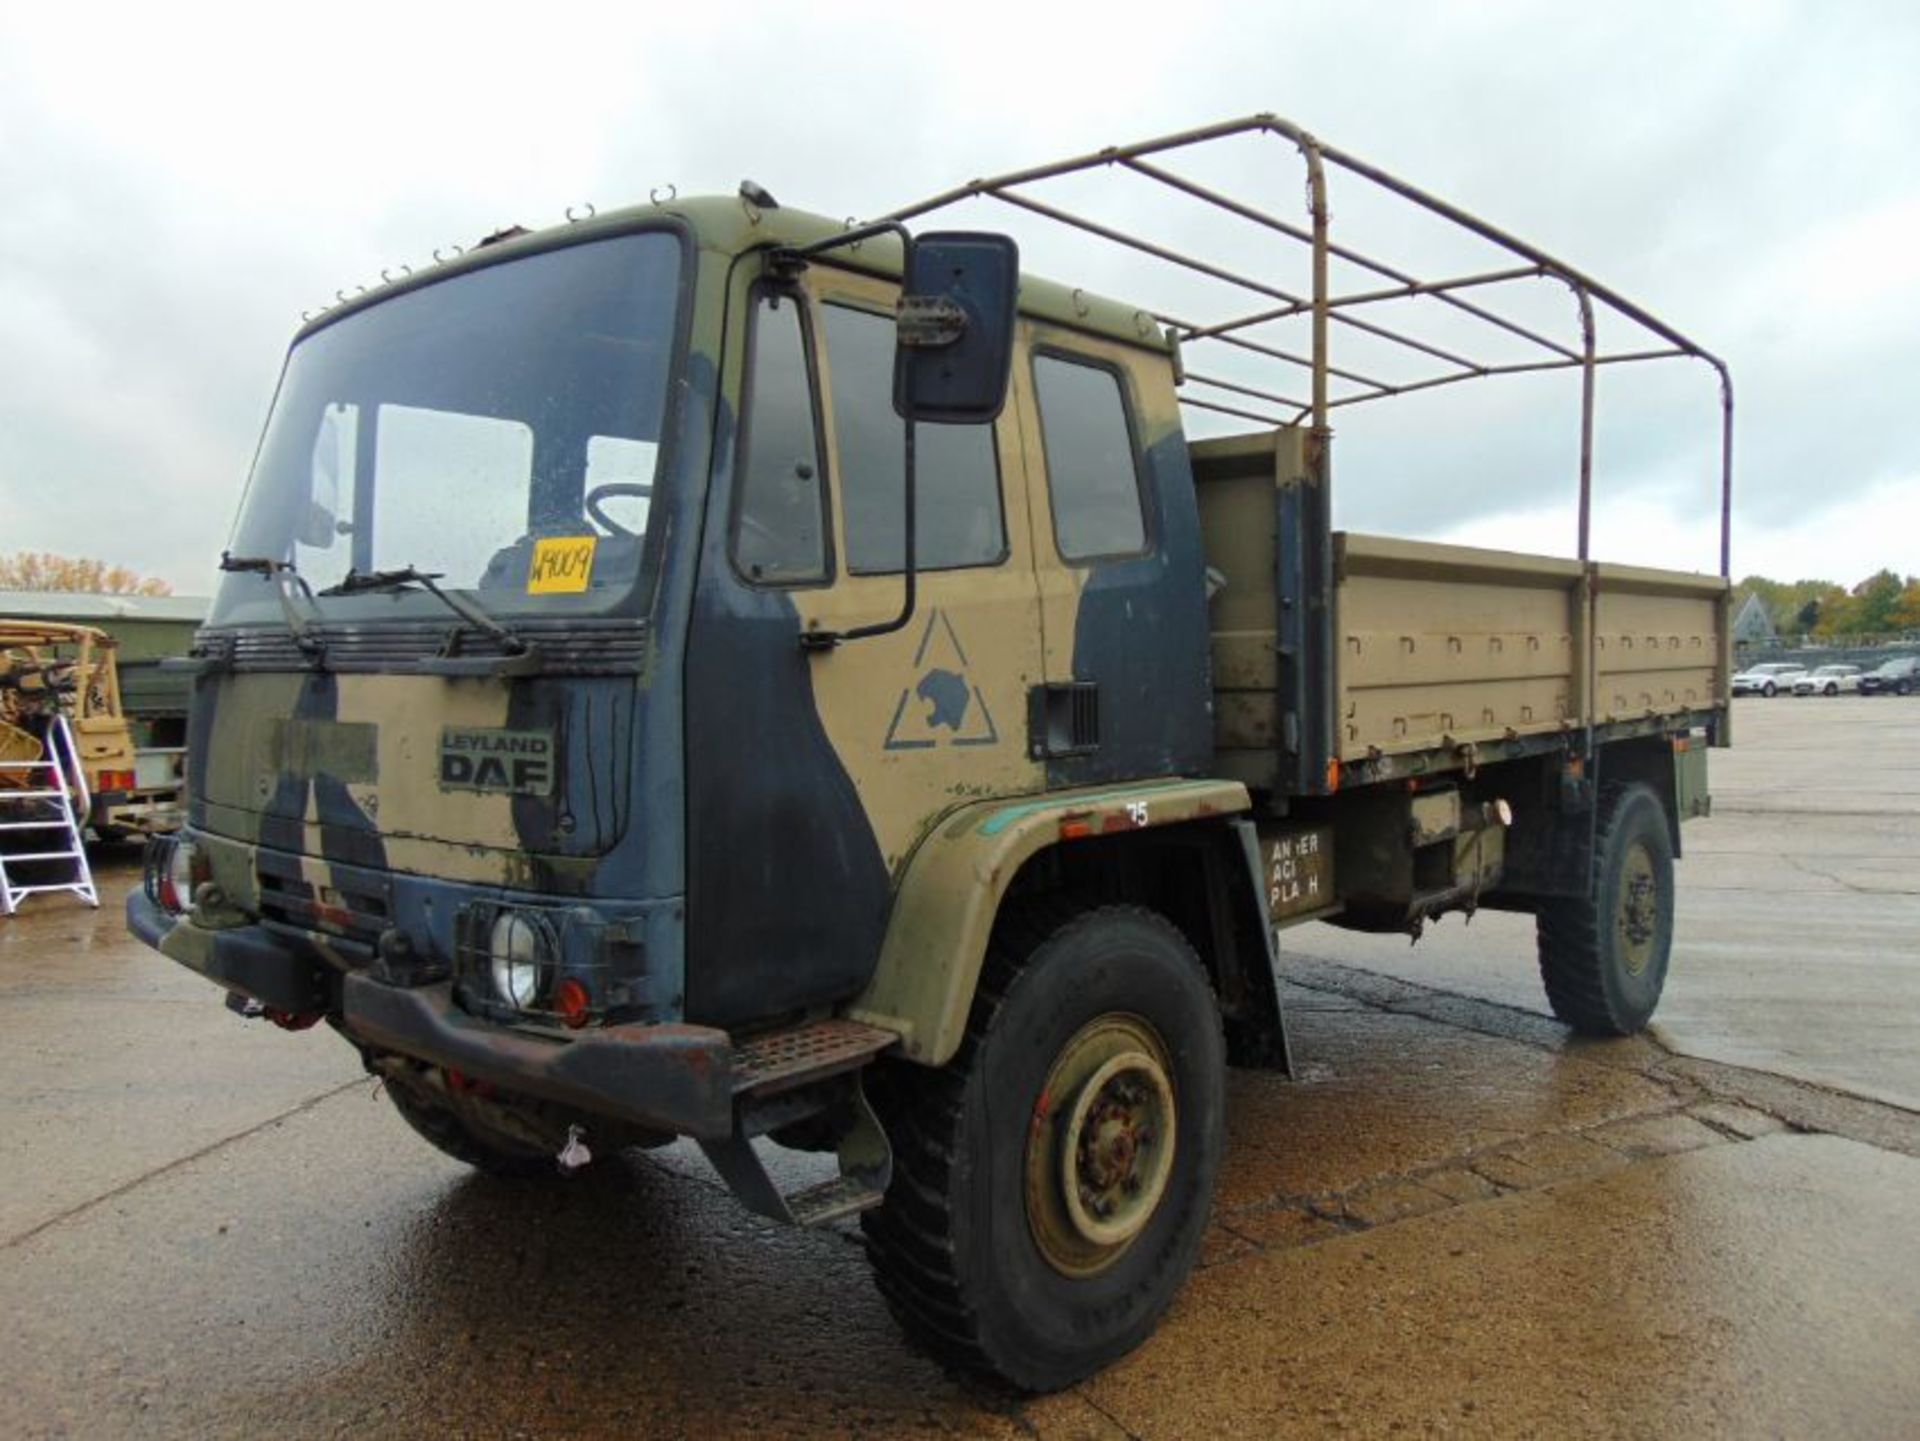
[1196,427,1731,796]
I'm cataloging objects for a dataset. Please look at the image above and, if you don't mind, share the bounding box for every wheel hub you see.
[1616,842,1659,975]
[1026,1016,1178,1276]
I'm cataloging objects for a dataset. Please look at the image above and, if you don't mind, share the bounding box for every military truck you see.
[130,116,1732,1389]
[1,620,182,839]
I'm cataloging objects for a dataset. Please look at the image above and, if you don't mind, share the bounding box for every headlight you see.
[488,911,551,1010]
[163,839,198,914]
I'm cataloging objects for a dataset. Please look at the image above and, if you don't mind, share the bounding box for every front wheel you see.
[1762,682,1776,697]
[862,903,1225,1392]
[1537,784,1675,1036]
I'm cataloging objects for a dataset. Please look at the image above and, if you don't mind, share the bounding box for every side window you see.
[822,303,1005,574]
[733,294,829,584]
[1033,355,1148,562]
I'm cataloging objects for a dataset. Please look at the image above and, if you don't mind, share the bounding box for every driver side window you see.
[733,292,830,585]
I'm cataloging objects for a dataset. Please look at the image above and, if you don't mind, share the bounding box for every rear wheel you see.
[1537,784,1674,1036]
[862,902,1225,1391]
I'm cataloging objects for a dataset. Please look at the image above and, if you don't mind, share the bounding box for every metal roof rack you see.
[886,114,1734,578]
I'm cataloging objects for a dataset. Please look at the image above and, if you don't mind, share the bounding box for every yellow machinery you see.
[0,621,179,836]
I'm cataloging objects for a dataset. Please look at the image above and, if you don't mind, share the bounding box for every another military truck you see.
[130,116,1732,1389]
[1,620,183,838]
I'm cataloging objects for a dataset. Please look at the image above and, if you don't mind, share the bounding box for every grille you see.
[1029,681,1102,759]
[255,852,389,948]
[193,617,649,675]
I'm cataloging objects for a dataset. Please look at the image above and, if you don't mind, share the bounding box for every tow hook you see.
[223,992,322,1030]
[557,1124,593,1175]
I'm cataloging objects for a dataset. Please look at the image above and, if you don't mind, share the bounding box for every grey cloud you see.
[2,2,1917,592]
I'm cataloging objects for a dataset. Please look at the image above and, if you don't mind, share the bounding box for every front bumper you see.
[127,889,736,1138]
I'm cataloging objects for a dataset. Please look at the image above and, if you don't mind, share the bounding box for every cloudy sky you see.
[2,0,1915,596]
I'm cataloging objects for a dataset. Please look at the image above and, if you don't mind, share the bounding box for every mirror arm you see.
[771,219,916,282]
[804,418,919,652]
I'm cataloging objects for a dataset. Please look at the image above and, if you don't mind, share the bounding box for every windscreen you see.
[212,230,683,626]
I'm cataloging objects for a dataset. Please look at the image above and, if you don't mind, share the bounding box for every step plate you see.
[786,1174,886,1228]
[730,1019,895,1097]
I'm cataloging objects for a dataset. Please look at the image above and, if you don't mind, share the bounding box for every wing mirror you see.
[893,232,1018,425]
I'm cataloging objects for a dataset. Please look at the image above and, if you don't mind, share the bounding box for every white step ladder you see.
[0,714,99,915]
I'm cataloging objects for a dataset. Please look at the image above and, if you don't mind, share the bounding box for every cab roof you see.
[297,192,1171,356]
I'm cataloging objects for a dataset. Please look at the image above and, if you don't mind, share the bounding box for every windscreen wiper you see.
[219,552,326,659]
[318,566,541,676]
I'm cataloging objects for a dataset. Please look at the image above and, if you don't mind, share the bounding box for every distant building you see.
[1732,591,1777,647]
[0,591,207,658]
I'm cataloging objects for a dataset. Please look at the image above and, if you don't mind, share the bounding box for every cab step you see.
[698,1086,893,1230]
[697,1018,898,1228]
[730,1018,896,1098]
[785,1173,889,1227]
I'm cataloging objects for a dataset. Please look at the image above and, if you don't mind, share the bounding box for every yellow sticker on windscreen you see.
[528,535,597,594]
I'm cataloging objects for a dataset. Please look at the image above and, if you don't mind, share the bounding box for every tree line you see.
[0,552,173,597]
[1739,570,1920,639]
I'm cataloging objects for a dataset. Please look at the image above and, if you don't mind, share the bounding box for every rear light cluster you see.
[95,768,136,794]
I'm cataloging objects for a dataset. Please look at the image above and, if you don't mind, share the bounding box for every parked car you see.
[1732,662,1808,697]
[1859,656,1920,696]
[1793,664,1864,696]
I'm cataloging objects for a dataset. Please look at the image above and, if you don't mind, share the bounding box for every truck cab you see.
[132,117,1732,1392]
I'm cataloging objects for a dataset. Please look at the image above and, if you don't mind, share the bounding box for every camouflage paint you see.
[1013,320,1213,787]
[152,195,1239,1052]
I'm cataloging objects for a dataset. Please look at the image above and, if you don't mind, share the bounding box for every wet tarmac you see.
[1297,696,1920,1110]
[3,696,1919,1437]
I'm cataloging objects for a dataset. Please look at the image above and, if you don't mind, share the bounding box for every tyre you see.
[385,1078,557,1178]
[1825,683,1838,697]
[1898,681,1912,697]
[1762,682,1776,697]
[1536,784,1674,1036]
[862,902,1225,1392]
